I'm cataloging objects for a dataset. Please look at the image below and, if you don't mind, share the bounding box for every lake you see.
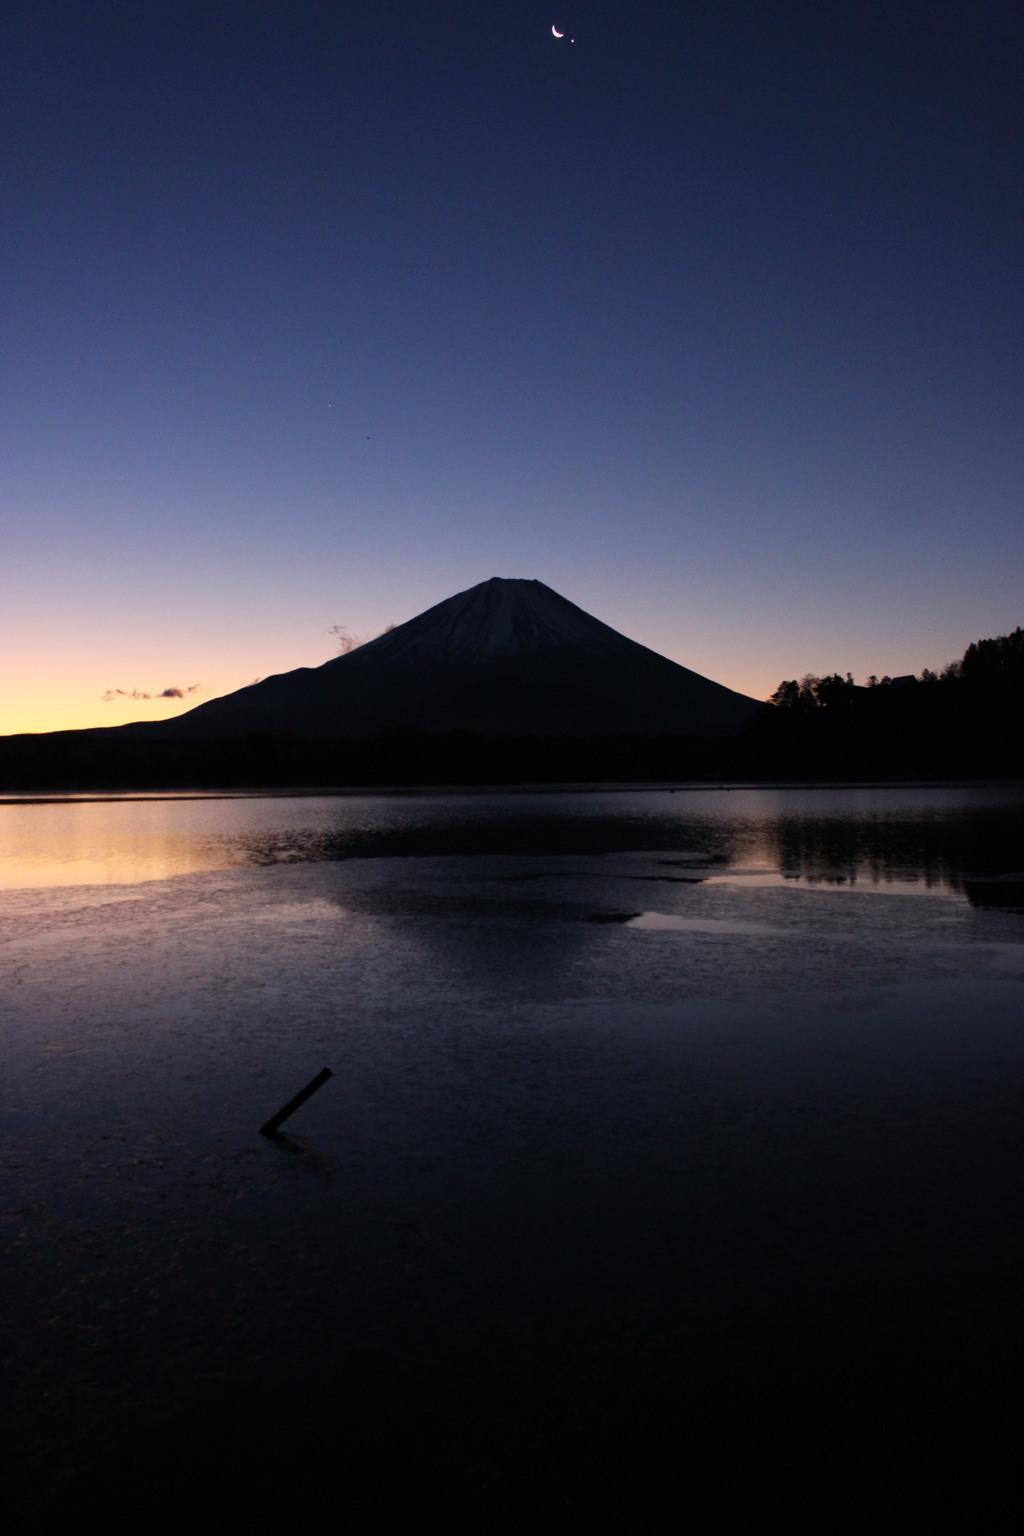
[3,786,1023,1530]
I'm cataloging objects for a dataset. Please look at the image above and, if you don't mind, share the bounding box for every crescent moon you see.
[552,26,564,38]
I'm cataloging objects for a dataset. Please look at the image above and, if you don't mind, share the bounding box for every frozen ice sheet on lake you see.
[625,911,784,933]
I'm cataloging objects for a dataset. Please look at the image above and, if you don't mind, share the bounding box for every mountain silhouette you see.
[120,578,761,740]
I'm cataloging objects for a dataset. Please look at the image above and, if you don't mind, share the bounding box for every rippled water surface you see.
[3,786,1023,1528]
[5,782,1024,890]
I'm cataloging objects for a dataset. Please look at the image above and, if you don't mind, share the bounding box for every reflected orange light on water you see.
[0,800,237,889]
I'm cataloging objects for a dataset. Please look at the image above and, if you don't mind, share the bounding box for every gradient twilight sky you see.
[3,0,1021,734]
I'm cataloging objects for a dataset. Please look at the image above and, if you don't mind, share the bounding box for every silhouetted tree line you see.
[754,625,1024,778]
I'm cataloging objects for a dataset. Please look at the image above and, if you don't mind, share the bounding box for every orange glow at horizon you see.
[3,640,787,739]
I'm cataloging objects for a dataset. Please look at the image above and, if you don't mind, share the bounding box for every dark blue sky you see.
[3,0,1021,730]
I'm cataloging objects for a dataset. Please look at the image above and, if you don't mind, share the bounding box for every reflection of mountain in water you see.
[228,810,746,866]
[11,790,1022,899]
[216,799,1024,909]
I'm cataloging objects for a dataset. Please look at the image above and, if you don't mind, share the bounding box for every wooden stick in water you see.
[260,1067,333,1136]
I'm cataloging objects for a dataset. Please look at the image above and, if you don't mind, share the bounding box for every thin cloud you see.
[102,684,200,703]
[327,624,363,654]
[328,623,395,653]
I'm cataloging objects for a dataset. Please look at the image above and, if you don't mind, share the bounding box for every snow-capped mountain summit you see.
[126,578,762,740]
[349,577,638,665]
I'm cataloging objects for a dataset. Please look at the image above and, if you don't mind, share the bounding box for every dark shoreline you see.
[1,724,1021,795]
[4,775,1024,807]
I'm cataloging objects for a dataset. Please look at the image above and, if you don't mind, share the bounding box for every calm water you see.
[3,786,1023,1528]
